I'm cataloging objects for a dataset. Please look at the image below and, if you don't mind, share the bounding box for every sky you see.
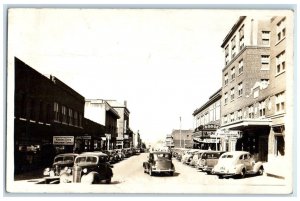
[7,8,285,144]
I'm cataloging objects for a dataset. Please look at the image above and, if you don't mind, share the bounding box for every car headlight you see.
[64,167,68,171]
[67,168,72,174]
[83,168,87,173]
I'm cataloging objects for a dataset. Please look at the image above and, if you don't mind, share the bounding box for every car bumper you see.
[152,169,174,173]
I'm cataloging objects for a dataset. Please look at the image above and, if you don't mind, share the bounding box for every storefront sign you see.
[212,130,242,138]
[203,124,220,130]
[53,136,74,145]
[203,139,220,143]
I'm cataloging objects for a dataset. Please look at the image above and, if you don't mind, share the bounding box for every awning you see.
[220,118,272,130]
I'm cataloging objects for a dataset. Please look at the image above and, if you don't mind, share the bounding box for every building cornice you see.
[221,16,246,48]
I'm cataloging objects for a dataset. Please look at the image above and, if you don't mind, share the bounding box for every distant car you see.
[189,150,207,167]
[143,151,175,176]
[115,149,125,160]
[212,151,264,179]
[182,149,199,164]
[196,151,225,173]
[103,150,119,163]
[43,153,78,177]
[60,152,113,184]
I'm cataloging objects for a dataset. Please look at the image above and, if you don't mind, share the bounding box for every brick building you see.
[218,15,293,178]
[14,57,85,172]
[192,88,221,150]
[170,129,194,148]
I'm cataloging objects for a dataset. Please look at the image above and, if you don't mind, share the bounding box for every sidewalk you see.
[14,168,44,181]
[263,162,285,179]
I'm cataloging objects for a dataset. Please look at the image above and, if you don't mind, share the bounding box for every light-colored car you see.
[43,153,78,177]
[143,151,175,176]
[181,149,198,164]
[189,150,207,167]
[212,151,264,179]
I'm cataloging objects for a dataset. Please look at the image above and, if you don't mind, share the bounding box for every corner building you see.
[219,15,293,178]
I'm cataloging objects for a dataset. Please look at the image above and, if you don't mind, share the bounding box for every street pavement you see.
[8,153,291,194]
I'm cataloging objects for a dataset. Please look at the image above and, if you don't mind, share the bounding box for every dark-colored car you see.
[143,151,175,176]
[196,151,225,173]
[43,153,78,177]
[60,152,113,184]
[103,150,119,163]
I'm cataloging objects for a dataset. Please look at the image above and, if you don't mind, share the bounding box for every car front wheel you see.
[257,167,264,175]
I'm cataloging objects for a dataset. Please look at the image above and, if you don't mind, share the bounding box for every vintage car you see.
[189,150,207,167]
[181,149,199,164]
[103,150,119,163]
[212,151,264,179]
[143,151,175,176]
[43,153,78,177]
[115,149,125,160]
[196,150,225,173]
[60,152,113,184]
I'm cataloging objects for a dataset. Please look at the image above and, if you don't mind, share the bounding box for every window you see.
[231,67,235,80]
[237,109,243,120]
[54,102,59,122]
[276,51,286,74]
[230,113,235,122]
[30,99,36,121]
[238,59,244,74]
[238,82,243,97]
[262,31,270,46]
[253,87,259,98]
[275,92,285,113]
[261,55,270,70]
[46,104,51,124]
[248,105,254,119]
[224,92,228,105]
[230,88,235,101]
[209,105,214,122]
[239,25,245,50]
[74,111,78,126]
[259,100,266,117]
[224,73,228,85]
[225,45,229,65]
[21,94,27,118]
[277,18,286,41]
[79,114,82,127]
[223,115,228,124]
[205,113,209,124]
[231,36,236,58]
[62,105,67,123]
[68,108,73,125]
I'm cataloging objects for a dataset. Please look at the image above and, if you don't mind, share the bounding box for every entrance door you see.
[259,136,268,162]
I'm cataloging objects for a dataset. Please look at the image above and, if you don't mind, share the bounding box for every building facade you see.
[192,88,221,150]
[165,134,175,148]
[171,129,194,148]
[84,99,120,150]
[106,100,132,149]
[219,15,293,178]
[14,57,85,172]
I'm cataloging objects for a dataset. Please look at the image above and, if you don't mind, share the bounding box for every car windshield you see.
[153,153,171,160]
[75,156,98,164]
[54,156,74,163]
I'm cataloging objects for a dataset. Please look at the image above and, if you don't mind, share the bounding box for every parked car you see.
[189,150,207,167]
[103,150,119,163]
[143,151,175,176]
[115,149,125,160]
[182,149,199,164]
[43,153,78,177]
[196,150,225,173]
[59,152,113,184]
[212,151,264,179]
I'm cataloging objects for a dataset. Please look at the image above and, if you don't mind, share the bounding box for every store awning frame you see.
[220,118,272,130]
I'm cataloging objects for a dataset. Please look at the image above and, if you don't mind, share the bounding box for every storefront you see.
[193,124,220,150]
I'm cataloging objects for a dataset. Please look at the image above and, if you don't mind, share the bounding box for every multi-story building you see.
[14,57,85,171]
[192,88,221,150]
[170,129,194,148]
[165,134,175,148]
[219,15,293,178]
[105,100,132,149]
[84,99,120,150]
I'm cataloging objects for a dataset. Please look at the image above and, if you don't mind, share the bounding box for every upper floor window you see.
[74,111,78,126]
[38,101,44,123]
[79,114,82,127]
[223,115,228,124]
[224,92,228,105]
[230,112,235,122]
[239,26,245,50]
[230,87,235,101]
[225,45,229,65]
[248,105,254,119]
[276,51,286,75]
[62,105,67,124]
[224,73,229,85]
[238,59,244,74]
[261,55,270,70]
[238,82,243,97]
[275,92,285,114]
[239,25,244,38]
[277,18,286,42]
[231,67,235,80]
[68,108,73,125]
[237,109,243,120]
[262,31,270,46]
[259,100,266,117]
[231,36,236,58]
[54,102,60,122]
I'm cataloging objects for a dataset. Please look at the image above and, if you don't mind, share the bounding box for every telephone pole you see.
[180,116,182,148]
